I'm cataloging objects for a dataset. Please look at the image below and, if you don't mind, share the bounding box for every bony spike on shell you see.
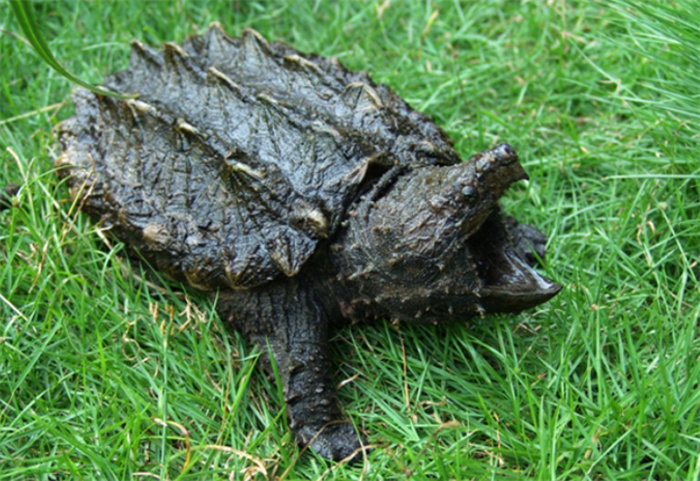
[55,25,561,462]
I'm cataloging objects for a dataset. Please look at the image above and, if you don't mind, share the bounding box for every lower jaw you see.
[480,279,562,313]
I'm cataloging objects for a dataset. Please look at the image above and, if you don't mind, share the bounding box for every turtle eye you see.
[461,184,476,198]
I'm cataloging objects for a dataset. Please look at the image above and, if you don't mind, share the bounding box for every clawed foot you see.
[217,279,367,463]
[299,420,365,462]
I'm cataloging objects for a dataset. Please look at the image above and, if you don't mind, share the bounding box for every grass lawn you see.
[1,0,698,479]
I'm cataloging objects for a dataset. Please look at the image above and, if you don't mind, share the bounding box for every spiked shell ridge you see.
[56,25,460,290]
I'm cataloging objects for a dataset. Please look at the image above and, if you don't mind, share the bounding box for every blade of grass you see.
[8,0,134,98]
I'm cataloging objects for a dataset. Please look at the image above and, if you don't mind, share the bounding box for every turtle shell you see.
[56,25,460,290]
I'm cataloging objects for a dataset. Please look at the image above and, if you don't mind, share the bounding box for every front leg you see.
[215,278,362,461]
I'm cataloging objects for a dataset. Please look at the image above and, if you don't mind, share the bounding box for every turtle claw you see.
[305,421,365,462]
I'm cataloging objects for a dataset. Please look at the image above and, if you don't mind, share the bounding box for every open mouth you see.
[478,248,562,313]
[469,211,562,314]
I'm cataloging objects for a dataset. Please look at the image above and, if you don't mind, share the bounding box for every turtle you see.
[55,24,562,461]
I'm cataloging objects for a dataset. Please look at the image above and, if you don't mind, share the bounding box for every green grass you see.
[1,0,698,479]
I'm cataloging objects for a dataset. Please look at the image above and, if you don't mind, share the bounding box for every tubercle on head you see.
[328,144,532,321]
[343,143,530,259]
[450,143,527,206]
[416,143,528,240]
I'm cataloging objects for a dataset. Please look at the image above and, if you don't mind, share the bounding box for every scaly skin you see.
[216,278,361,461]
[214,144,561,460]
[52,26,562,461]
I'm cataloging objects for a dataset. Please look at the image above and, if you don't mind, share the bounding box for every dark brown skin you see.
[330,144,561,322]
[215,144,561,459]
[55,26,561,461]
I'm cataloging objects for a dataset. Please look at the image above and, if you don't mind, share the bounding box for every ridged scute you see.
[56,25,460,289]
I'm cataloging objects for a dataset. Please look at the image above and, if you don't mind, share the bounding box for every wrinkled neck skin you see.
[318,143,561,325]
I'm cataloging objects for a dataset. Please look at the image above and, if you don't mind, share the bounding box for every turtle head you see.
[331,144,560,322]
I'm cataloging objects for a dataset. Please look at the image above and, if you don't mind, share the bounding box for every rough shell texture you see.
[56,25,460,290]
[55,26,562,461]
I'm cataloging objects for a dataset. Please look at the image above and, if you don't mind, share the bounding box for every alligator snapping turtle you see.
[55,25,561,461]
